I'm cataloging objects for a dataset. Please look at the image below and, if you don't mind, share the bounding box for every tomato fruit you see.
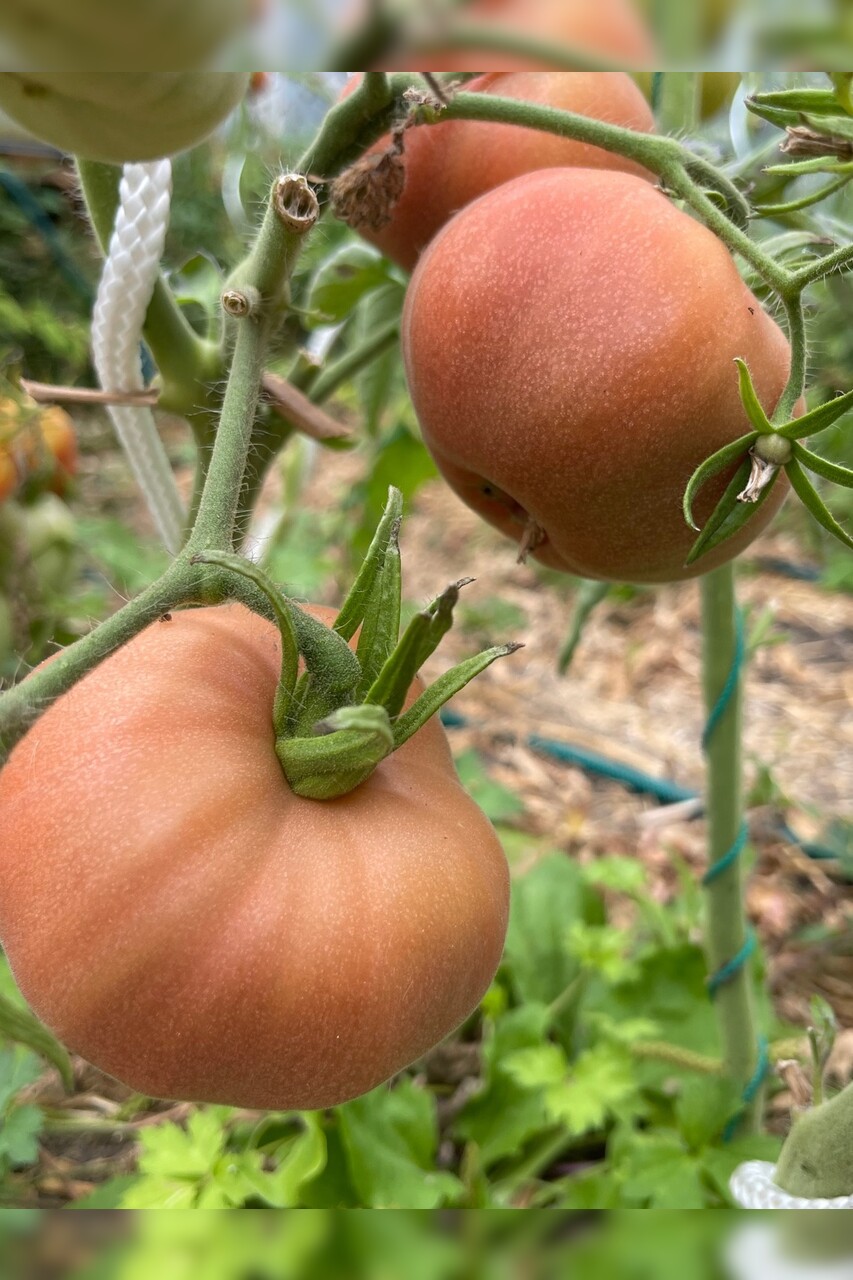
[402,168,795,583]
[344,71,655,272]
[0,603,509,1110]
[0,73,250,163]
[0,399,77,499]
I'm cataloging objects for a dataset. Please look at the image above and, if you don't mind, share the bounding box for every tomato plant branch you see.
[700,564,762,1134]
[187,175,319,555]
[303,318,400,403]
[775,294,808,423]
[0,175,321,754]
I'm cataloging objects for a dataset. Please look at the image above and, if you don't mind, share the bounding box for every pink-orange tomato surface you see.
[402,168,795,584]
[0,604,509,1110]
[344,70,655,272]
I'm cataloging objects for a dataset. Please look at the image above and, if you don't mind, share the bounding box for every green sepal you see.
[277,705,395,800]
[333,486,403,641]
[354,508,401,699]
[774,387,853,440]
[792,441,853,488]
[191,551,360,735]
[785,456,853,552]
[684,459,779,566]
[393,643,523,749]
[683,431,758,531]
[0,991,74,1093]
[190,550,300,734]
[748,88,846,118]
[735,359,775,434]
[365,579,471,719]
[201,489,521,798]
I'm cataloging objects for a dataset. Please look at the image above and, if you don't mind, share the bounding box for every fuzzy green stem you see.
[630,1040,723,1075]
[701,564,761,1133]
[305,320,400,403]
[187,175,318,554]
[75,158,219,410]
[790,242,853,290]
[774,293,808,423]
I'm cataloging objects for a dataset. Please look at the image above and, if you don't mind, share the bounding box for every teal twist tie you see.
[702,820,749,885]
[722,1035,771,1143]
[702,606,745,752]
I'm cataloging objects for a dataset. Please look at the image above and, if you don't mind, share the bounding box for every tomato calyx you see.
[193,487,522,799]
[683,359,853,567]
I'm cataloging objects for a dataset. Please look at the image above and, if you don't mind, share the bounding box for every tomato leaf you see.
[455,1004,551,1167]
[337,1078,462,1209]
[785,456,853,551]
[0,1047,42,1113]
[306,243,402,326]
[0,1104,43,1166]
[682,431,757,531]
[674,1076,743,1152]
[247,1115,327,1209]
[793,441,853,488]
[502,853,597,1016]
[774,386,853,440]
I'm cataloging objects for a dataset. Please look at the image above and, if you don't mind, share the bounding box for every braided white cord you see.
[730,1160,853,1210]
[91,161,185,553]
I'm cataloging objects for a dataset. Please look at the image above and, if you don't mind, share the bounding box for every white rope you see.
[91,160,185,553]
[730,1160,853,1210]
[726,1221,853,1280]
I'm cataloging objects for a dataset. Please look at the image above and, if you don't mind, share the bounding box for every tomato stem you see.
[187,176,319,556]
[700,564,763,1134]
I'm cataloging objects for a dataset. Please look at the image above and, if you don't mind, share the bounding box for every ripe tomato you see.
[402,168,795,583]
[0,452,15,503]
[344,71,655,272]
[0,603,509,1110]
[0,399,77,499]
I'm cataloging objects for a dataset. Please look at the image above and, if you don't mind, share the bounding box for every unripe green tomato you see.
[0,72,250,162]
[0,0,248,71]
[21,494,77,599]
